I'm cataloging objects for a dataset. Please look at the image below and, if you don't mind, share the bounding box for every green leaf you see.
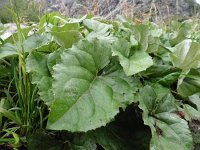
[130,35,138,47]
[100,70,140,110]
[189,93,200,110]
[149,24,162,38]
[26,51,49,78]
[35,41,56,53]
[23,33,52,52]
[37,76,54,106]
[138,85,193,150]
[0,43,18,59]
[146,37,160,53]
[39,12,64,31]
[143,65,181,87]
[26,51,54,105]
[183,104,200,121]
[51,23,80,32]
[170,39,200,70]
[69,135,96,150]
[28,131,64,150]
[88,128,131,150]
[118,50,153,76]
[157,72,180,87]
[50,21,83,49]
[170,20,194,46]
[142,65,173,78]
[177,93,200,121]
[177,69,200,97]
[133,24,149,51]
[47,48,62,74]
[83,19,113,35]
[47,39,135,132]
[51,30,82,49]
[0,107,22,125]
[112,38,131,57]
[112,39,153,76]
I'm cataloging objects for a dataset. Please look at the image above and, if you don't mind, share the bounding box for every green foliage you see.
[138,85,193,150]
[0,0,47,23]
[1,12,200,149]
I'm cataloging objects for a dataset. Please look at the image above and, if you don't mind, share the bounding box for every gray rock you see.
[44,0,198,22]
[0,0,199,22]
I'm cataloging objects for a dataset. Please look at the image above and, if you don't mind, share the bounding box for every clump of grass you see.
[0,1,47,148]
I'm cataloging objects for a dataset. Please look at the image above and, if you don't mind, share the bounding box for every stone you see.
[0,0,199,22]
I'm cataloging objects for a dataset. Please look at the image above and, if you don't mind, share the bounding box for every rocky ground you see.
[46,0,200,21]
[0,0,199,22]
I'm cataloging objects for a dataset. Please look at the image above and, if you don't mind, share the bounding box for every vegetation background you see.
[0,0,200,150]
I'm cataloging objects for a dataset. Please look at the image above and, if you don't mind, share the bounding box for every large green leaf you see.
[146,36,160,53]
[51,23,80,32]
[83,19,113,35]
[26,51,49,78]
[69,134,96,150]
[138,85,193,150]
[39,12,64,32]
[0,43,18,59]
[88,128,131,150]
[47,48,63,74]
[157,72,181,87]
[26,51,54,105]
[189,93,200,110]
[170,20,194,46]
[37,76,54,106]
[183,104,200,121]
[183,93,200,121]
[47,39,135,132]
[50,21,82,49]
[112,39,153,76]
[83,19,115,43]
[121,23,149,51]
[51,31,82,49]
[133,24,149,51]
[142,65,173,78]
[143,65,181,87]
[23,33,52,52]
[100,70,140,110]
[28,131,64,150]
[170,39,200,70]
[178,69,200,97]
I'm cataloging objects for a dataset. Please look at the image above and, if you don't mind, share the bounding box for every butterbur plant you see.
[0,11,200,149]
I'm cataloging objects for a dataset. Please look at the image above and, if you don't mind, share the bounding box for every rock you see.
[0,0,7,7]
[44,0,198,22]
[0,23,28,40]
[0,0,199,22]
[4,23,26,33]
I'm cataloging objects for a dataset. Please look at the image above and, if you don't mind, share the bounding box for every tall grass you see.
[0,1,46,148]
